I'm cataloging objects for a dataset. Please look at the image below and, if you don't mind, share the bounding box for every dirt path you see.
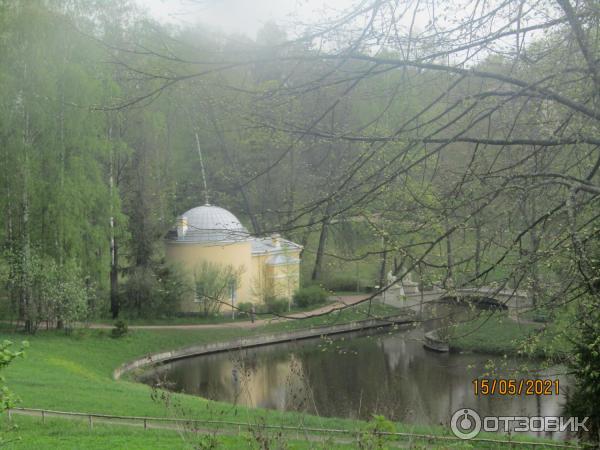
[87,295,370,330]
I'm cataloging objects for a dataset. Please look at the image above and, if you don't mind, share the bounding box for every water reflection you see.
[139,326,570,439]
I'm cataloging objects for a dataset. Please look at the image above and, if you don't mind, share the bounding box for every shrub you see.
[120,267,156,318]
[111,320,128,338]
[322,276,359,292]
[1,340,27,413]
[154,263,188,318]
[293,286,328,308]
[359,414,396,449]
[120,262,188,319]
[264,296,289,314]
[237,302,254,316]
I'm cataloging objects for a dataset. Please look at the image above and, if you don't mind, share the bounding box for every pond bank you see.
[114,314,415,379]
[447,313,567,360]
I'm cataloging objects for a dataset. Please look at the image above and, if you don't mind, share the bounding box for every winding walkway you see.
[87,295,370,330]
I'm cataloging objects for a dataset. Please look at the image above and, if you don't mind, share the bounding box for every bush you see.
[0,340,27,412]
[154,263,188,318]
[120,267,156,318]
[293,286,328,308]
[120,262,188,319]
[264,296,289,314]
[322,276,360,292]
[237,302,254,316]
[111,320,128,338]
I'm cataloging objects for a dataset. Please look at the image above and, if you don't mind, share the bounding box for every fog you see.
[139,0,356,37]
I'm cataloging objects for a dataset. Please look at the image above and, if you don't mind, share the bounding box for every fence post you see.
[144,419,147,430]
[7,409,11,422]
[88,415,93,430]
[41,410,46,424]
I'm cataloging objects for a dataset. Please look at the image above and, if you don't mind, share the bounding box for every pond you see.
[139,309,571,440]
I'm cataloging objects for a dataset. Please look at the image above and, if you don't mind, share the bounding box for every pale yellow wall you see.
[250,249,301,302]
[167,241,301,313]
[249,253,270,302]
[165,241,255,313]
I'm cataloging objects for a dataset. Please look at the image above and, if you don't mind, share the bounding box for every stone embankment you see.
[114,315,415,380]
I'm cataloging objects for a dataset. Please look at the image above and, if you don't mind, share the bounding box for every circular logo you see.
[451,408,481,440]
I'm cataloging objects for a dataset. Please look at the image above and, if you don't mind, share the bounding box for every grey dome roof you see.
[166,204,249,244]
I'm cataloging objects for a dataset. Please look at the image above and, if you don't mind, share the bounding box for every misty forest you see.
[0,0,599,448]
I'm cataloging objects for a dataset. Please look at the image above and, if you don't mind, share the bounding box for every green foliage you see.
[111,321,128,339]
[565,292,600,443]
[120,267,155,318]
[246,416,289,450]
[2,248,91,333]
[120,262,187,319]
[293,285,328,308]
[263,296,289,314]
[47,262,92,332]
[322,276,361,293]
[1,340,27,415]
[154,263,189,317]
[237,302,254,315]
[358,415,396,450]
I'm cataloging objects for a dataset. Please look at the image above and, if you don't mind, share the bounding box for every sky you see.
[138,0,356,39]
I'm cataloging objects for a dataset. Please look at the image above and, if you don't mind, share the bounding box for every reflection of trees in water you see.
[221,348,300,410]
[230,350,259,406]
[283,355,315,414]
[295,336,391,420]
[147,328,570,434]
[289,332,516,425]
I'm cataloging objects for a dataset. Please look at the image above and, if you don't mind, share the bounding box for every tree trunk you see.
[378,236,387,288]
[109,125,119,319]
[444,213,454,288]
[110,223,119,319]
[312,216,331,281]
[21,105,32,333]
[474,217,482,277]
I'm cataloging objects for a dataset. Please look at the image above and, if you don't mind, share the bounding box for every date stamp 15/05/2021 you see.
[472,378,560,396]
[447,378,589,440]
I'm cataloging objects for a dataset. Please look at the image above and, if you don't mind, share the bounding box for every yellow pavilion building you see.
[165,204,302,313]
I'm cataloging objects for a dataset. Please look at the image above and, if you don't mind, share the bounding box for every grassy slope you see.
[0,303,566,449]
[2,416,355,450]
[447,312,567,359]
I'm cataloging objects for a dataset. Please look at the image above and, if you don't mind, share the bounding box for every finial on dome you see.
[194,132,210,206]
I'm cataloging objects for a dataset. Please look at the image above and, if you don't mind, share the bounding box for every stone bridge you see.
[376,285,532,314]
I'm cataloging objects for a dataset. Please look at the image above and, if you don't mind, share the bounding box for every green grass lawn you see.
[447,312,567,360]
[0,303,571,449]
[1,415,359,449]
[3,414,565,450]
